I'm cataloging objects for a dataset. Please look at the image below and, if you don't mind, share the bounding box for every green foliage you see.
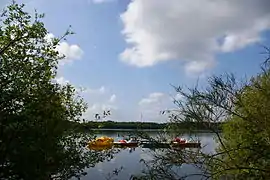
[137,48,270,180]
[166,49,270,179]
[0,1,116,179]
[73,121,167,130]
[69,120,222,132]
[212,69,270,179]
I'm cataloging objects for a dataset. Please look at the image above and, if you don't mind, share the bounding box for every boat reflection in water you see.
[87,136,201,151]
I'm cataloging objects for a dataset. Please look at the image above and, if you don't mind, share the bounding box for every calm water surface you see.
[81,131,217,180]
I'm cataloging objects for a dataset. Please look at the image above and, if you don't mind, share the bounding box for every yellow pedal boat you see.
[88,136,114,147]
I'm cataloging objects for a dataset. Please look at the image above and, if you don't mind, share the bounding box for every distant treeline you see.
[68,120,223,131]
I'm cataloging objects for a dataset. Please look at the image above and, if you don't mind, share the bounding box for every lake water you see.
[80,130,217,180]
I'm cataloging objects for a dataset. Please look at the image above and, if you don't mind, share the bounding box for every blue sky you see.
[2,0,270,122]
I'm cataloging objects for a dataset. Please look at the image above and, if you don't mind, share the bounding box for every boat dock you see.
[113,141,201,149]
[88,136,201,150]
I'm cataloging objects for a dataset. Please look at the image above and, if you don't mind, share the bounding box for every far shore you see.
[90,128,218,133]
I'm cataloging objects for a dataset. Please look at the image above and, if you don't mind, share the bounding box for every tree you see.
[0,2,116,179]
[133,48,270,179]
[211,66,270,179]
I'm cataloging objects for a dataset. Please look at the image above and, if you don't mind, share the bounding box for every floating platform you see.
[88,136,201,151]
[171,142,201,148]
[113,142,138,148]
[141,142,201,149]
[140,142,171,149]
[112,141,201,149]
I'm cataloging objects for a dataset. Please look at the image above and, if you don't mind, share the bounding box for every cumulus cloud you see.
[99,86,105,94]
[88,104,118,112]
[84,86,106,94]
[138,92,172,122]
[174,93,183,101]
[54,76,69,85]
[56,42,83,61]
[83,102,118,121]
[52,76,118,121]
[45,33,83,65]
[91,0,115,4]
[86,103,117,114]
[109,94,116,103]
[120,0,270,74]
[80,87,119,121]
[139,92,165,106]
[44,33,55,42]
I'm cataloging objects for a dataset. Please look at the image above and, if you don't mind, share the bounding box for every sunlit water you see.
[79,131,217,180]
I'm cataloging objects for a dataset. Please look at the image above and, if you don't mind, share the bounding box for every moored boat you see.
[113,137,139,147]
[87,136,201,150]
[170,137,201,148]
[88,136,114,146]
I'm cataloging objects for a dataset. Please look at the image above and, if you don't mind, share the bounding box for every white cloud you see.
[83,103,118,121]
[174,93,183,101]
[138,92,172,122]
[54,76,69,85]
[52,76,119,121]
[80,87,120,121]
[45,33,84,65]
[120,0,270,74]
[221,33,261,53]
[91,0,115,4]
[53,77,87,94]
[184,59,215,75]
[139,92,165,106]
[109,94,116,103]
[44,33,55,43]
[99,86,105,94]
[87,103,118,113]
[83,86,106,94]
[56,42,83,63]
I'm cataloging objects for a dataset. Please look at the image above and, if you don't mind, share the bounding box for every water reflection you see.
[79,131,216,180]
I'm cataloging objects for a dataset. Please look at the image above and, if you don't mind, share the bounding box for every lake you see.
[79,130,217,180]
